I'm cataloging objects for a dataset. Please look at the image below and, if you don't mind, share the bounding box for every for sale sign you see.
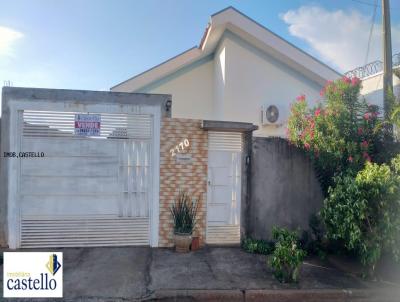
[74,114,101,136]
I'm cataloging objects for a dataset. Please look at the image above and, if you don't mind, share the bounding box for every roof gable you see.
[111,6,341,92]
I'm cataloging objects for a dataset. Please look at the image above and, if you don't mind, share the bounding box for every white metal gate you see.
[206,131,242,244]
[19,110,153,248]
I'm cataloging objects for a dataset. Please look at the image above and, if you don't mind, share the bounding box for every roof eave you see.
[111,6,341,92]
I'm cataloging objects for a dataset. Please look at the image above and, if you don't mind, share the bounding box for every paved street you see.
[0,247,398,301]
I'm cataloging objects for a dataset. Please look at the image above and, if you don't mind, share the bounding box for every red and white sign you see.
[74,114,101,136]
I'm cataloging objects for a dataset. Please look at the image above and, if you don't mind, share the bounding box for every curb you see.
[3,289,399,302]
[148,288,400,302]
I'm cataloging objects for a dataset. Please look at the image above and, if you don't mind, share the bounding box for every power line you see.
[365,0,378,65]
[350,0,380,7]
[349,0,398,9]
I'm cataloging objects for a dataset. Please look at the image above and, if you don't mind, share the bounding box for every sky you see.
[0,0,400,92]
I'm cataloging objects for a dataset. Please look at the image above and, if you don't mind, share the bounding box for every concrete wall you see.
[248,137,323,240]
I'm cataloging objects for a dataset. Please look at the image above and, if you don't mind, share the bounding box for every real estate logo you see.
[3,252,63,298]
[46,254,62,276]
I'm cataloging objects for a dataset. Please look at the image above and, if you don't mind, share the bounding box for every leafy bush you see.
[287,76,381,193]
[321,155,400,275]
[170,190,199,234]
[270,227,306,283]
[242,238,274,255]
[286,72,400,276]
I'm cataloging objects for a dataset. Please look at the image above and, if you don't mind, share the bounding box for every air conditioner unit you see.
[261,104,283,126]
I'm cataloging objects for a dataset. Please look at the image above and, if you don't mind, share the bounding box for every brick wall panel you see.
[159,118,208,247]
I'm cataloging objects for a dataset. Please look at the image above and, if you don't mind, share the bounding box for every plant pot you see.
[191,236,200,251]
[174,232,192,253]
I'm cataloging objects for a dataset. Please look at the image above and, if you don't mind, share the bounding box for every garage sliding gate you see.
[19,110,153,248]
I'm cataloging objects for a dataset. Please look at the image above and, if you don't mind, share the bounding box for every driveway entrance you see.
[19,112,153,248]
[1,88,167,249]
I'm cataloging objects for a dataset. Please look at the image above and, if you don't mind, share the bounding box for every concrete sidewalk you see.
[0,247,399,301]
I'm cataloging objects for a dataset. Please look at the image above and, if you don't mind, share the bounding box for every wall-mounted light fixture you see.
[165,99,172,112]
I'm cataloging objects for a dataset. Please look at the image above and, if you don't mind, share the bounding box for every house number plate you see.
[175,153,193,164]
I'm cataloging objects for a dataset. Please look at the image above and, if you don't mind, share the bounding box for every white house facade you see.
[346,55,400,109]
[111,7,341,137]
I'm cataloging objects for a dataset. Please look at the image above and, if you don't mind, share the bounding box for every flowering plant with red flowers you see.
[287,76,381,193]
[288,76,400,275]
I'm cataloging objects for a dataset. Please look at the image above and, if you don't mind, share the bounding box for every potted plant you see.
[170,190,199,253]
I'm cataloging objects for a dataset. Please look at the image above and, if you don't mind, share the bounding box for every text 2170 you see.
[170,139,189,157]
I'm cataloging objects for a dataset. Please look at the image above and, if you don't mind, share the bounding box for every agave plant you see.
[170,190,199,235]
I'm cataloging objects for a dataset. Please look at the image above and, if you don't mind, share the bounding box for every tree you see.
[287,76,400,275]
[287,76,381,193]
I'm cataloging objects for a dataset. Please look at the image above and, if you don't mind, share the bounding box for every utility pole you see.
[382,0,393,126]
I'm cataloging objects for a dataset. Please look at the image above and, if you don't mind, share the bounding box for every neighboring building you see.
[345,54,400,109]
[111,7,341,137]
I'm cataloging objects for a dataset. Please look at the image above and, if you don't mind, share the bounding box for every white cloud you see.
[0,26,23,57]
[281,6,400,72]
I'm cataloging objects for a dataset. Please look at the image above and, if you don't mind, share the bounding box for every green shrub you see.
[321,155,400,275]
[170,190,199,234]
[270,227,307,283]
[242,238,274,255]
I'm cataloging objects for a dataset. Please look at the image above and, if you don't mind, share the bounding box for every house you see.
[345,54,400,108]
[111,7,341,137]
[0,7,335,250]
[1,87,261,249]
[1,86,320,250]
